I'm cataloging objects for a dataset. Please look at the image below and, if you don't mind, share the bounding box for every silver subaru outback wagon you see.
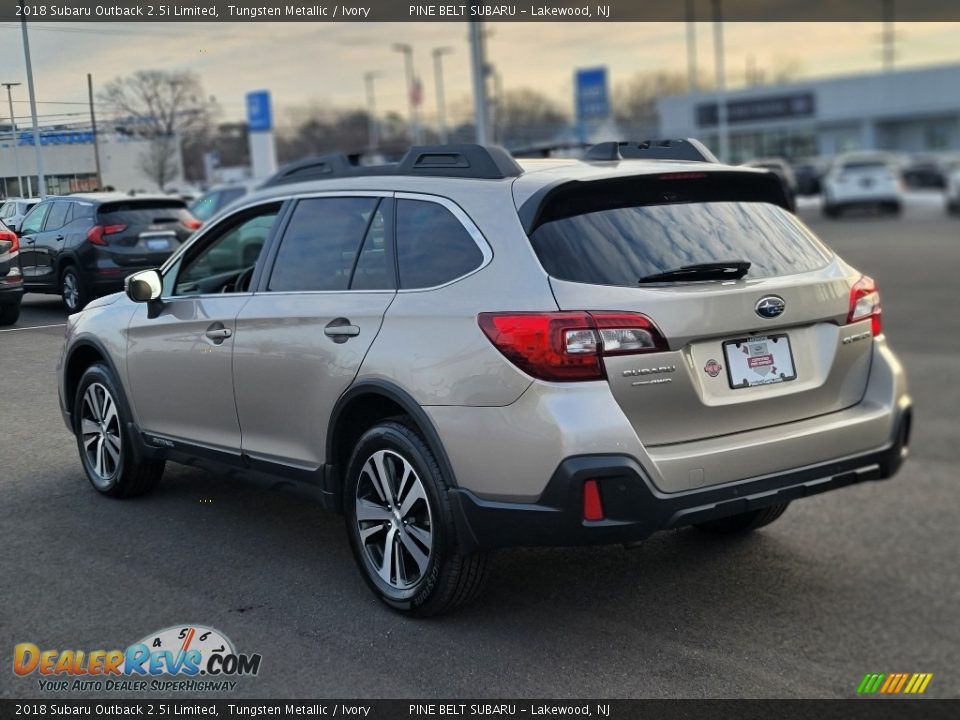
[58,141,911,616]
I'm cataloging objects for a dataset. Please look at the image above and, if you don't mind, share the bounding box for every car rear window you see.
[98,200,191,226]
[528,201,831,287]
[840,161,890,172]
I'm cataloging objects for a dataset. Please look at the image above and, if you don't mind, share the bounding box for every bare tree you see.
[492,88,569,149]
[614,71,693,139]
[137,135,179,191]
[100,70,217,188]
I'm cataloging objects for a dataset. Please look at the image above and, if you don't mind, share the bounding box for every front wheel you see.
[344,421,487,616]
[74,363,165,498]
[695,502,790,535]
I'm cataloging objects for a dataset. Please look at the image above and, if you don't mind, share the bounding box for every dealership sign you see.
[696,92,816,127]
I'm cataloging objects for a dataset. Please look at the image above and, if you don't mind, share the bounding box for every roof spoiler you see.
[260,144,523,188]
[584,139,719,163]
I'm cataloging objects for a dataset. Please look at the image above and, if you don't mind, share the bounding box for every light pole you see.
[363,71,383,151]
[392,43,421,144]
[2,82,23,196]
[468,21,490,145]
[685,0,698,92]
[19,1,46,198]
[712,0,729,164]
[432,46,454,144]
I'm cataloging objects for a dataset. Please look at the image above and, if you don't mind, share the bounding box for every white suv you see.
[822,152,904,218]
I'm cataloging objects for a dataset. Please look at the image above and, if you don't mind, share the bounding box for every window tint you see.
[174,205,279,296]
[20,203,50,235]
[528,202,831,286]
[44,202,70,230]
[72,202,94,222]
[218,187,246,209]
[98,200,190,227]
[396,200,484,289]
[350,205,391,290]
[269,197,378,293]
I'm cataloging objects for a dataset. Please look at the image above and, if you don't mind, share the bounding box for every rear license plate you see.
[723,334,797,389]
[145,238,169,250]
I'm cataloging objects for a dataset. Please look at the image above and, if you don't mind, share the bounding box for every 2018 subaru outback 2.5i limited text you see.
[57,141,912,616]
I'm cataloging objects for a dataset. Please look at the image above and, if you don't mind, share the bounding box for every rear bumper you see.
[451,407,911,551]
[0,282,24,305]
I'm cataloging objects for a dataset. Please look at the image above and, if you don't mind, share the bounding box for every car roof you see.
[63,192,185,204]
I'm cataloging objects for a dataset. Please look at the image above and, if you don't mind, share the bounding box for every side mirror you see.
[125,269,162,303]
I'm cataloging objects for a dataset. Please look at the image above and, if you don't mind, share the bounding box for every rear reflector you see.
[478,311,667,382]
[847,275,882,336]
[583,479,604,522]
[182,216,202,231]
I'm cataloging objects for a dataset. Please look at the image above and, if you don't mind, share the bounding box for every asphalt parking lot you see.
[1,193,958,700]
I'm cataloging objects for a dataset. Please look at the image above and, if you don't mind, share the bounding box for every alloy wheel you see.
[62,272,79,311]
[355,449,433,590]
[80,382,122,487]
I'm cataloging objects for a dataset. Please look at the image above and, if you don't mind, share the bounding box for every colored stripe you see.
[917,674,933,694]
[894,674,910,693]
[880,674,897,693]
[904,674,920,693]
[868,674,886,693]
[856,674,874,693]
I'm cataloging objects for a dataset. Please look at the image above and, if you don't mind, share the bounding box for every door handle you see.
[324,318,360,343]
[54,235,64,241]
[205,324,233,343]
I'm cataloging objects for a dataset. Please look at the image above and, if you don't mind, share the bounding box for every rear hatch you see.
[96,199,197,267]
[522,171,876,446]
[831,161,900,199]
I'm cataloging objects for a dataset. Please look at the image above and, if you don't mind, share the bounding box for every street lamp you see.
[363,71,384,152]
[432,46,454,144]
[19,1,46,198]
[1,82,23,196]
[468,22,490,145]
[392,43,421,144]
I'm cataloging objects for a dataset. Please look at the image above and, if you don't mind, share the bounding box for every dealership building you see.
[0,129,184,198]
[657,63,960,162]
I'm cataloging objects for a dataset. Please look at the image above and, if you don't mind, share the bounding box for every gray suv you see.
[57,141,912,616]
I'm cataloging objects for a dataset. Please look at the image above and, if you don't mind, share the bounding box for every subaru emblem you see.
[755,295,786,319]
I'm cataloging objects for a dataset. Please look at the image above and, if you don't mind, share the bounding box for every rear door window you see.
[43,202,70,231]
[19,203,50,235]
[395,199,484,289]
[528,201,831,286]
[268,197,379,293]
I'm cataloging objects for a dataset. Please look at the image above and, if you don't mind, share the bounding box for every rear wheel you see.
[74,363,165,498]
[344,420,487,616]
[61,266,89,313]
[0,302,19,326]
[695,502,790,536]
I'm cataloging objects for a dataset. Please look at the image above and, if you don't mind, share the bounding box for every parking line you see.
[0,323,67,333]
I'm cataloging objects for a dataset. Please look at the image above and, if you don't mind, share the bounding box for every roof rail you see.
[397,144,523,179]
[260,144,523,188]
[584,139,718,163]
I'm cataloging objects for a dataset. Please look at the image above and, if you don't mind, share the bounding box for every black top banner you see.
[0,0,958,22]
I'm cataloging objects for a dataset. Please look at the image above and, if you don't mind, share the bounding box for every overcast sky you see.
[0,21,958,130]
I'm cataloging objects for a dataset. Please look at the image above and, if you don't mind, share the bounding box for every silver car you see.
[0,197,40,234]
[57,141,912,616]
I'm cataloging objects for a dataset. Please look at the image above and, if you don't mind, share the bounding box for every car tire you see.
[74,363,165,498]
[694,502,790,536]
[344,420,488,617]
[61,265,89,313]
[0,302,19,326]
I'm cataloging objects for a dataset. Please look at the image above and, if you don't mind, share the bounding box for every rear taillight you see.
[582,479,604,522]
[182,215,202,231]
[0,230,18,254]
[478,311,668,382]
[847,275,882,336]
[86,224,127,246]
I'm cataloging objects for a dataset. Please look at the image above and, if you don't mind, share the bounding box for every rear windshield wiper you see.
[637,261,751,284]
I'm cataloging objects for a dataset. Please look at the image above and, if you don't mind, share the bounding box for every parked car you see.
[946,163,960,216]
[189,182,259,225]
[741,157,797,211]
[18,193,201,312]
[792,156,829,196]
[0,223,23,325]
[822,152,904,217]
[902,155,946,189]
[0,197,40,234]
[57,141,911,616]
